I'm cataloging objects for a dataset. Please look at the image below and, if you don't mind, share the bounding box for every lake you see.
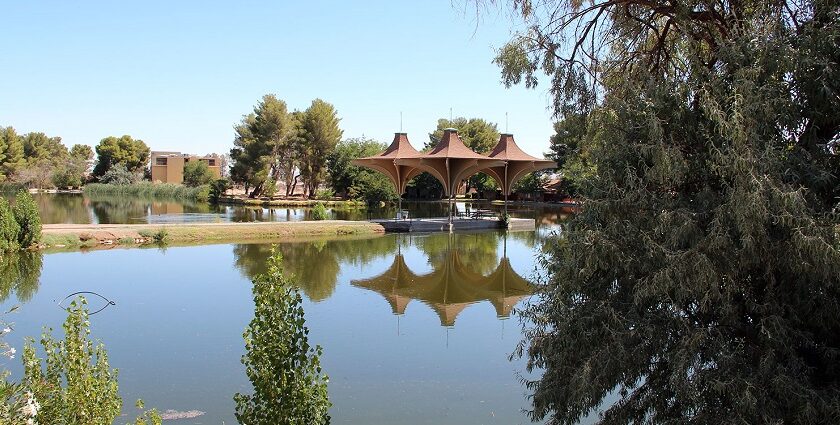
[0,194,569,424]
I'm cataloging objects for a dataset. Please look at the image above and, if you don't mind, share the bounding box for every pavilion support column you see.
[503,163,509,219]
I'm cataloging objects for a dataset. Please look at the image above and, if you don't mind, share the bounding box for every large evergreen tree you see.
[490,1,840,423]
[299,99,342,198]
[0,126,26,179]
[92,135,150,177]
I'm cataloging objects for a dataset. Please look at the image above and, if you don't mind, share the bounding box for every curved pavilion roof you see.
[394,129,505,197]
[483,134,558,196]
[351,133,424,194]
[351,250,534,326]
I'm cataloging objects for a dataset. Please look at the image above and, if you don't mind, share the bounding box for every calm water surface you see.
[11,193,574,228]
[0,226,562,423]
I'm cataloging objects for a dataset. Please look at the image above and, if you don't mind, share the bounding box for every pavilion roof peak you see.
[424,128,490,159]
[489,133,543,161]
[364,132,420,159]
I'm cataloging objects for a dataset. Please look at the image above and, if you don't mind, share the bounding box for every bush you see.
[13,190,41,248]
[234,250,331,425]
[209,178,231,203]
[349,172,397,206]
[314,189,334,200]
[11,297,161,425]
[50,166,83,189]
[99,163,139,185]
[311,203,329,221]
[183,160,214,187]
[0,198,20,252]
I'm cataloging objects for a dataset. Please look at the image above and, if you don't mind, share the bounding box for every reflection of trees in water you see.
[0,252,43,302]
[415,233,501,276]
[233,237,399,302]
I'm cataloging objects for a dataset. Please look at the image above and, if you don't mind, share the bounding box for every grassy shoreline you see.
[40,220,385,251]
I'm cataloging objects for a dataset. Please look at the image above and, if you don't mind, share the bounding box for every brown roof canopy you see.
[351,133,424,194]
[483,134,558,196]
[394,129,505,197]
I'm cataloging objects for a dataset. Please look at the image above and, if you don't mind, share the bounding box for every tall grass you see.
[0,182,26,194]
[84,182,210,202]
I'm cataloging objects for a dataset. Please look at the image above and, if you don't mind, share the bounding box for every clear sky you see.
[0,1,557,158]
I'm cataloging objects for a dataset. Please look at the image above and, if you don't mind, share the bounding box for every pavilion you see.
[353,127,557,226]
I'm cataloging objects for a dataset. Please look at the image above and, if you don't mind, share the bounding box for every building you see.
[150,151,221,184]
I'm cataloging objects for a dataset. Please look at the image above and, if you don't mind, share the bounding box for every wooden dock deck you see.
[371,217,535,233]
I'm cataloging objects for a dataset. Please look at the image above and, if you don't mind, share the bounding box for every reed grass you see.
[83,182,210,202]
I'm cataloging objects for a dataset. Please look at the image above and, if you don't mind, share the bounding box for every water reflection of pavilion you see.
[351,250,533,327]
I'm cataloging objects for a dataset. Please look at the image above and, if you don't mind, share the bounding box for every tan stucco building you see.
[150,151,222,184]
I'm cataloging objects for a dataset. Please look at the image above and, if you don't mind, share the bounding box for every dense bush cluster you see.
[0,190,41,251]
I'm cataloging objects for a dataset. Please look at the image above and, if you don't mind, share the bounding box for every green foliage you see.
[310,203,329,221]
[209,178,231,203]
[93,135,150,177]
[183,160,214,187]
[495,1,840,423]
[230,95,296,198]
[314,189,334,200]
[0,198,19,252]
[512,172,545,194]
[20,132,68,167]
[234,251,331,425]
[0,252,43,303]
[9,298,162,425]
[84,182,209,203]
[325,137,386,197]
[349,171,397,206]
[12,190,40,248]
[299,99,343,198]
[0,127,25,179]
[99,163,140,185]
[22,297,121,423]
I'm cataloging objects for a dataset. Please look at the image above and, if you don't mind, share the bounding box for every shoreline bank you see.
[40,220,385,250]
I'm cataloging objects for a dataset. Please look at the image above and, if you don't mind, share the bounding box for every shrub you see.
[311,203,329,221]
[13,297,161,425]
[98,164,139,185]
[209,178,231,203]
[183,160,214,187]
[349,172,397,206]
[13,190,41,248]
[50,166,83,189]
[234,250,331,425]
[314,189,334,200]
[0,198,20,252]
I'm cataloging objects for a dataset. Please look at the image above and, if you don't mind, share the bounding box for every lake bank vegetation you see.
[0,190,42,252]
[490,0,840,423]
[39,221,385,250]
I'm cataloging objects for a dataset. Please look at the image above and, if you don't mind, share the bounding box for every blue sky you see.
[1,1,556,157]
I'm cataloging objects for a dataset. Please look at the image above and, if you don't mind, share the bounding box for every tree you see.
[492,1,840,424]
[13,190,41,248]
[234,251,331,425]
[182,160,214,187]
[69,144,94,173]
[0,127,25,179]
[429,117,499,194]
[93,135,150,177]
[299,99,342,198]
[99,163,139,185]
[548,113,593,197]
[20,132,68,166]
[229,95,298,198]
[326,137,386,197]
[0,198,19,252]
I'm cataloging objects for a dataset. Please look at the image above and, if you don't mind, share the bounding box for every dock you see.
[370,217,535,233]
